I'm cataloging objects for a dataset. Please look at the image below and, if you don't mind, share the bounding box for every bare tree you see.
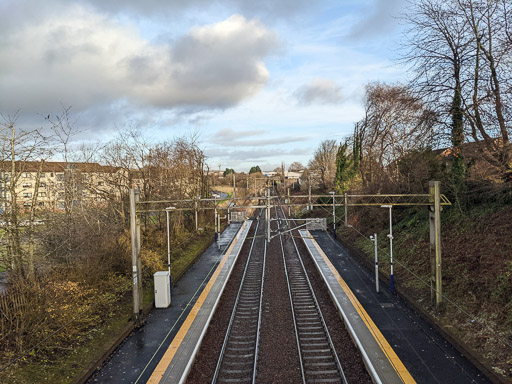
[402,0,512,179]
[308,140,338,190]
[457,0,512,177]
[288,161,305,172]
[402,0,474,186]
[100,126,152,222]
[46,106,83,163]
[0,113,48,277]
[356,83,436,191]
[149,138,205,199]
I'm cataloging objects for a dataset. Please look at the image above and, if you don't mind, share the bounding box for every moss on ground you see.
[170,229,215,283]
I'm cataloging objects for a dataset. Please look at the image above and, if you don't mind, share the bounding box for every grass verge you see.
[1,228,217,384]
[170,229,215,283]
[0,300,132,384]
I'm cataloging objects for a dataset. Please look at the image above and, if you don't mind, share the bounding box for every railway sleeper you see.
[308,362,337,367]
[302,348,332,354]
[223,353,254,364]
[221,368,253,375]
[303,355,337,360]
[217,378,252,383]
[306,369,340,375]
[226,346,255,352]
[302,341,329,348]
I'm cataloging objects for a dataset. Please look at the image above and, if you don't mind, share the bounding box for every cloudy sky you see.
[0,0,409,172]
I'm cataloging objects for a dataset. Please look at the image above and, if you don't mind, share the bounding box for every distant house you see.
[433,139,508,181]
[209,170,224,178]
[261,170,304,181]
[285,171,302,180]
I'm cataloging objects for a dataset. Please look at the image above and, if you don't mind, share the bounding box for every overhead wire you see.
[283,194,500,382]
[0,207,228,374]
[291,196,512,350]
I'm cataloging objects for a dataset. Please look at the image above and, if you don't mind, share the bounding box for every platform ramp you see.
[229,210,247,222]
[306,217,327,231]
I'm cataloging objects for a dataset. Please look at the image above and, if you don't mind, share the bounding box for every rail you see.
[212,210,266,384]
[275,196,348,384]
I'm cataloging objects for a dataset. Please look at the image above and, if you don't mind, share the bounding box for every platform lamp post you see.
[381,205,394,294]
[214,196,218,243]
[165,206,176,284]
[329,191,336,239]
[369,234,379,293]
[129,188,141,325]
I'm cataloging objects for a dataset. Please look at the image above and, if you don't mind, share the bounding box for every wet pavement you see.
[311,231,492,384]
[87,224,241,384]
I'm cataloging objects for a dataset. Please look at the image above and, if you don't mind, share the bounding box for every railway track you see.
[212,212,266,384]
[275,198,348,384]
[188,190,371,383]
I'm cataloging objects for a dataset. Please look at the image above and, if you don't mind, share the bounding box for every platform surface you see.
[148,220,252,383]
[300,229,414,384]
[87,224,242,384]
[306,230,492,384]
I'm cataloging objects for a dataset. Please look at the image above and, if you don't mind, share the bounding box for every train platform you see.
[86,223,245,384]
[147,220,252,383]
[301,230,492,384]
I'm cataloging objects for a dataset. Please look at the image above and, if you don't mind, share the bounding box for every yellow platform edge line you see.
[147,235,238,384]
[308,234,416,384]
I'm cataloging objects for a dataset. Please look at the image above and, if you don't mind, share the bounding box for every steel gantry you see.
[129,180,450,318]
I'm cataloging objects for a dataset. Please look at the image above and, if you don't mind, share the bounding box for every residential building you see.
[0,161,135,210]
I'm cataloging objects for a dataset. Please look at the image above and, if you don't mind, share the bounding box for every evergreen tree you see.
[223,168,235,177]
[335,139,359,194]
[249,165,261,174]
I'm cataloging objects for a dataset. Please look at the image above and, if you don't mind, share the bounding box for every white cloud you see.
[205,147,309,161]
[294,78,343,105]
[167,15,279,108]
[0,9,279,121]
[348,0,407,40]
[213,128,264,140]
[77,0,311,19]
[211,127,309,146]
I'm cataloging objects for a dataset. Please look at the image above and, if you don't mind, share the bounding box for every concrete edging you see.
[177,220,252,384]
[300,234,383,384]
